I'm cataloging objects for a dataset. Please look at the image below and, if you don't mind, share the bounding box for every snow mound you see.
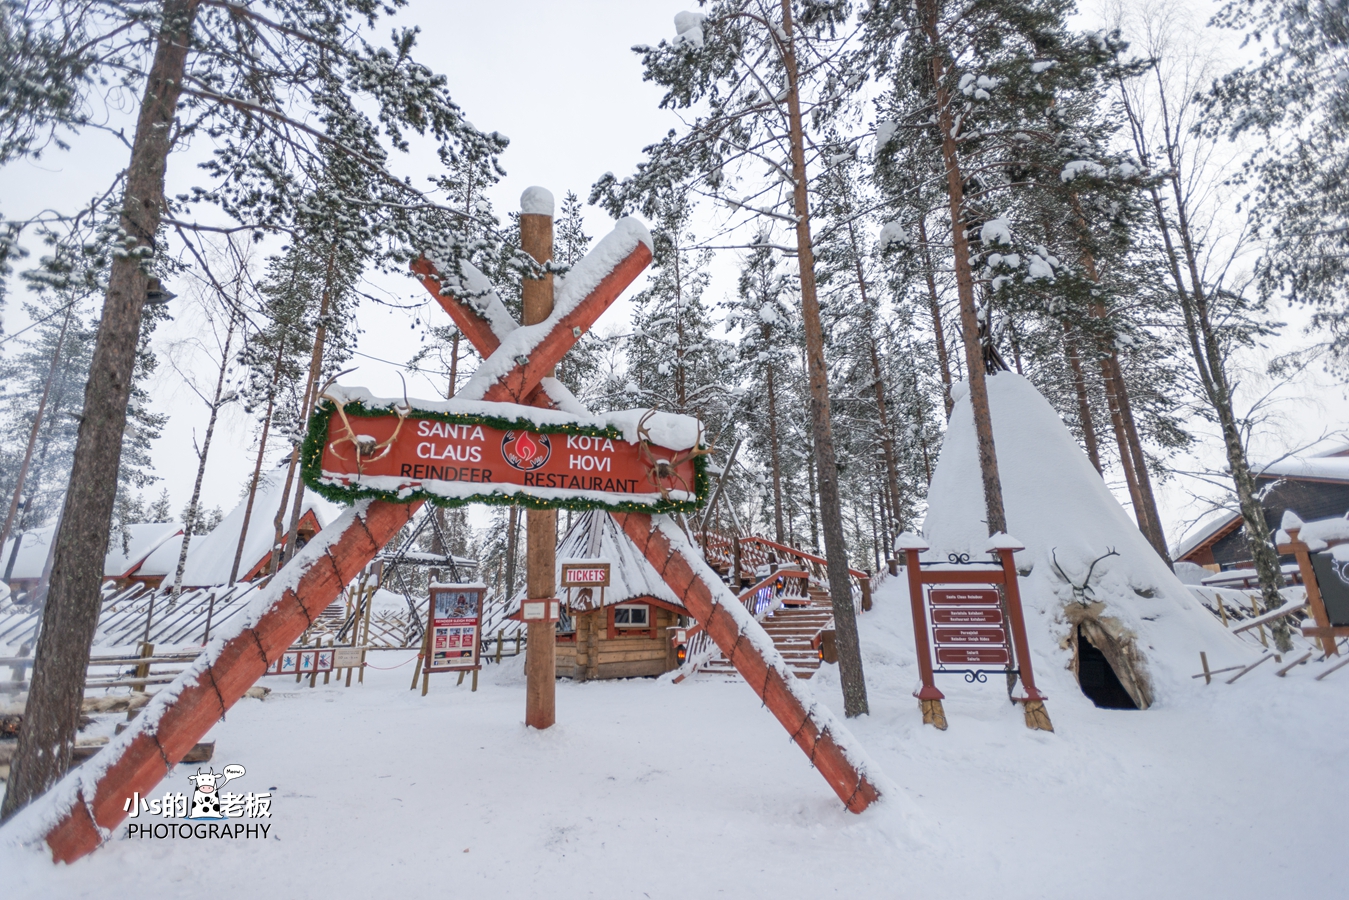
[921,373,1253,707]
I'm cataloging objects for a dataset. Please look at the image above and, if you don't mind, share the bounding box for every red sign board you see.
[933,607,1003,625]
[561,562,611,588]
[308,411,702,513]
[426,585,484,672]
[936,646,1011,666]
[929,588,1000,606]
[933,626,1008,645]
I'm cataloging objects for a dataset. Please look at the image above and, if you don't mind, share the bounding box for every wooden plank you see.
[1231,600,1308,634]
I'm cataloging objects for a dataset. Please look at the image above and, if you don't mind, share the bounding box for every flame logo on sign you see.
[502,431,550,471]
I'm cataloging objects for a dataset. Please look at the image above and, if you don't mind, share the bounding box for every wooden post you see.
[997,547,1052,731]
[521,187,557,730]
[411,624,429,691]
[859,576,872,612]
[903,546,946,730]
[133,642,154,694]
[359,580,374,684]
[495,629,504,664]
[1252,596,1268,648]
[1200,651,1211,685]
[1285,528,1339,657]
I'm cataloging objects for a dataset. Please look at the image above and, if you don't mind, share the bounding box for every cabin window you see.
[613,604,649,628]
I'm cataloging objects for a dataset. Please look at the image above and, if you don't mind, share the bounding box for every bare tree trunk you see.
[2,0,200,822]
[1118,80,1283,642]
[230,346,283,585]
[765,344,786,544]
[916,218,954,417]
[780,0,867,716]
[1109,353,1170,564]
[276,263,334,569]
[920,0,1007,536]
[1064,323,1103,474]
[505,505,519,599]
[0,305,73,553]
[170,311,238,602]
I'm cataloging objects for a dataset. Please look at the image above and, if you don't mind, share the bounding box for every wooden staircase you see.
[701,600,834,680]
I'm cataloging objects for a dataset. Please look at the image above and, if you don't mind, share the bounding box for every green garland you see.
[300,398,710,515]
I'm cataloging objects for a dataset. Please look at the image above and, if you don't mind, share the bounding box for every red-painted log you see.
[612,512,880,813]
[39,499,419,863]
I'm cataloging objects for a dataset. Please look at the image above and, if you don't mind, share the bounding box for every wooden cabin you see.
[549,511,691,680]
[1176,446,1349,573]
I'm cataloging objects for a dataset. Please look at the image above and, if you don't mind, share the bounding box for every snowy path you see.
[2,576,1345,898]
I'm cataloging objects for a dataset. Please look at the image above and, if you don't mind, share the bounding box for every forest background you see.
[1,0,1345,590]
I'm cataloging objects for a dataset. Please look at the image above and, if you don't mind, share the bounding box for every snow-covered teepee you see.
[921,373,1253,709]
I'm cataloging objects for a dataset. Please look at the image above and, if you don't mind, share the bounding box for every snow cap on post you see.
[984,532,1025,552]
[893,532,930,552]
[521,186,554,217]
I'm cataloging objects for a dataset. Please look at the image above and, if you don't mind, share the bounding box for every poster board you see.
[426,584,484,673]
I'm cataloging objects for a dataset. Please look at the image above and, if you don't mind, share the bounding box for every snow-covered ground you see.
[2,573,1345,899]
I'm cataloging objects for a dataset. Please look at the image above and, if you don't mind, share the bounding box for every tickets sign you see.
[561,562,611,588]
[302,406,707,514]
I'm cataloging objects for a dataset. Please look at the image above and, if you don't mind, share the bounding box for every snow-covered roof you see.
[138,469,340,585]
[0,525,55,581]
[2,521,181,582]
[505,510,684,617]
[557,512,684,610]
[105,522,182,577]
[1173,512,1241,561]
[922,374,1253,706]
[1256,452,1349,483]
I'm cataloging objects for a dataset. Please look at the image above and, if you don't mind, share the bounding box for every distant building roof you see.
[2,521,181,583]
[1256,452,1349,483]
[138,469,339,586]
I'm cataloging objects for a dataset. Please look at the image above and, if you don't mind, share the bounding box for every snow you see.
[519,185,554,216]
[418,255,519,343]
[874,119,898,157]
[877,220,910,251]
[673,11,705,49]
[1030,59,1056,73]
[103,523,181,578]
[1174,511,1239,560]
[3,571,1347,897]
[1061,159,1108,181]
[978,217,1012,247]
[525,510,684,613]
[922,373,1255,705]
[0,526,55,581]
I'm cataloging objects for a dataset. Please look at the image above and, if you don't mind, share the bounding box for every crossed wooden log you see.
[12,218,878,864]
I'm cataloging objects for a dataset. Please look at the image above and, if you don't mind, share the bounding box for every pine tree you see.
[595,2,874,717]
[0,0,509,821]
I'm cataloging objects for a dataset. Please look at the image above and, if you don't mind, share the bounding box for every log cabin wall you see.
[557,601,681,680]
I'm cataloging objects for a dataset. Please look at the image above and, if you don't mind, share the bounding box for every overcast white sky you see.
[0,0,1344,548]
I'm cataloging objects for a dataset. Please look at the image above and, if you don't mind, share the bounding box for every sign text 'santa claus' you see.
[317,414,698,506]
